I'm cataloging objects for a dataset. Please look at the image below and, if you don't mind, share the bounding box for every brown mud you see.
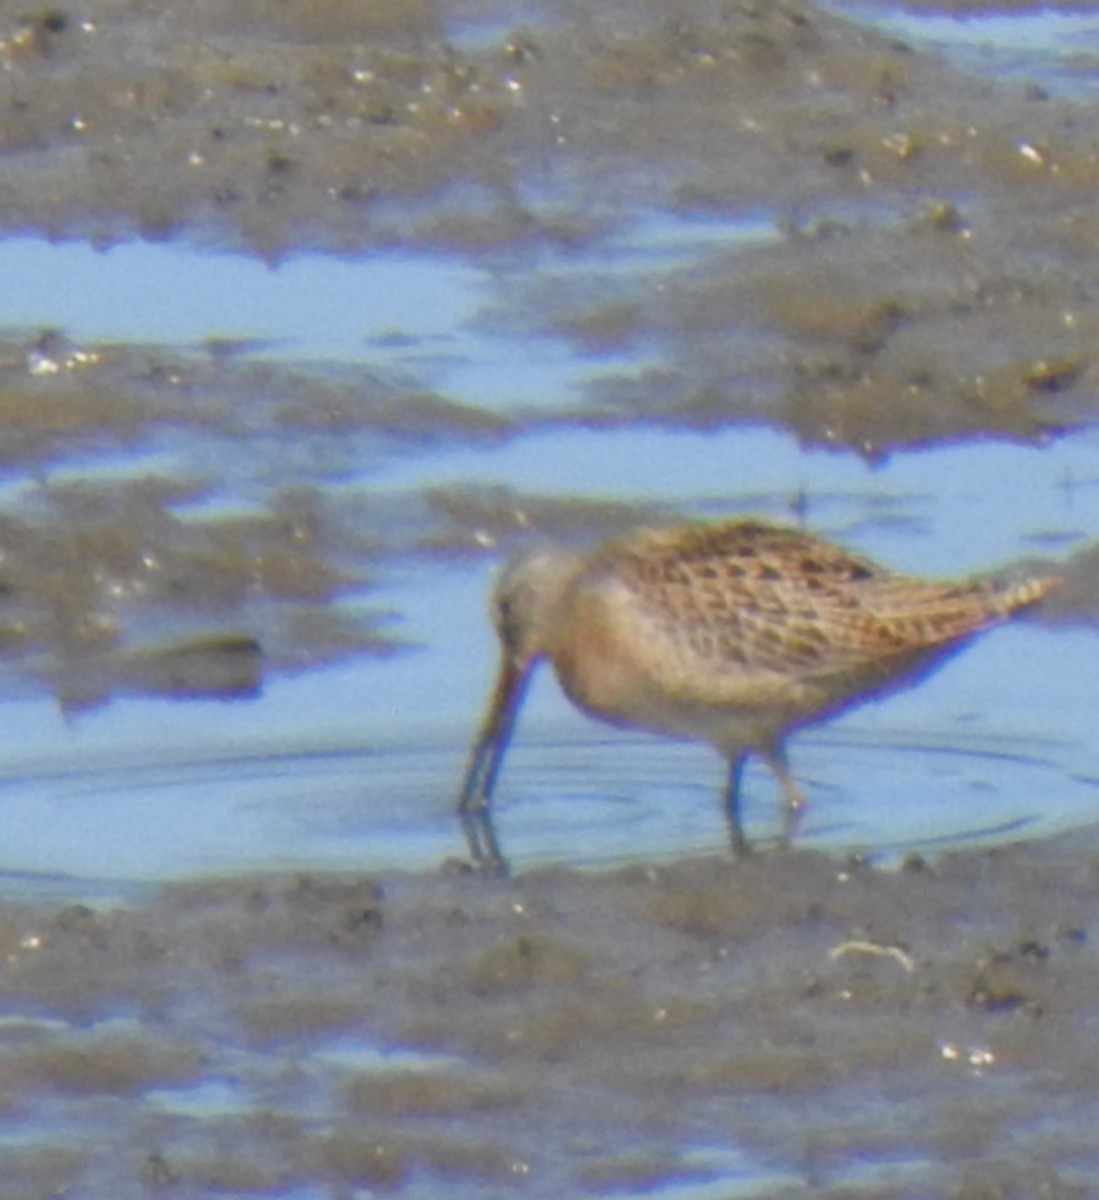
[5,837,1099,1196]
[0,0,1097,705]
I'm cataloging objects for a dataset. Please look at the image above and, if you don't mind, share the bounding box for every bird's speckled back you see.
[558,521,1056,726]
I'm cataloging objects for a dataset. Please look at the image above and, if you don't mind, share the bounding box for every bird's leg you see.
[758,741,807,846]
[722,752,751,859]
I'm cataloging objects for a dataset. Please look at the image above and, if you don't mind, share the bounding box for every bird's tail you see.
[992,574,1059,616]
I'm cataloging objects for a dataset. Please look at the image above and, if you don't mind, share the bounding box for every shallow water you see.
[1,1,1099,1196]
[830,4,1099,99]
[0,253,1094,885]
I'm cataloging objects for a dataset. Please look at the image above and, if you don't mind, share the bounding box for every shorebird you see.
[456,519,1056,873]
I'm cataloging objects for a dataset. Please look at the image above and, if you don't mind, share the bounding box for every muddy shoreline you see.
[0,0,1097,1194]
[4,831,1099,1196]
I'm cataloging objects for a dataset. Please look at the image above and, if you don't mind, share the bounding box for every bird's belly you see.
[576,684,773,749]
[549,589,803,750]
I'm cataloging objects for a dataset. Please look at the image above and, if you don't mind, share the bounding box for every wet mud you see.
[0,0,1098,704]
[0,0,1098,1193]
[0,0,1096,707]
[4,837,1099,1196]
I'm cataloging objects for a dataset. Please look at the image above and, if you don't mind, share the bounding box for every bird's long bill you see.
[456,652,535,817]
